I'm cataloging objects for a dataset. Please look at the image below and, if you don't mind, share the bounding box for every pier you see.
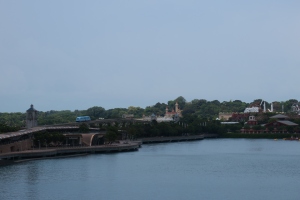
[0,142,141,161]
[140,134,218,144]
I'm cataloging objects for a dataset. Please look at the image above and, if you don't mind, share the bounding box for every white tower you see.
[271,103,273,112]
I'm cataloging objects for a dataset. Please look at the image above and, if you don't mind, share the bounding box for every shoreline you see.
[2,134,295,166]
[0,134,218,165]
[220,132,300,139]
[0,141,141,164]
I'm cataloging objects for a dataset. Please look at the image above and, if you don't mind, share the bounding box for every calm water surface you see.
[1,139,300,200]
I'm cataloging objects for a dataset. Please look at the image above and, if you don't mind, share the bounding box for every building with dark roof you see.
[269,114,289,120]
[264,114,298,129]
[26,104,38,129]
[241,114,299,134]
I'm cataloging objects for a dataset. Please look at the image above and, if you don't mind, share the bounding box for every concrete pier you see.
[141,135,204,144]
[0,142,140,161]
[140,134,218,144]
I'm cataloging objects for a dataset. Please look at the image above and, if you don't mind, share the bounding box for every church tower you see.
[26,104,38,128]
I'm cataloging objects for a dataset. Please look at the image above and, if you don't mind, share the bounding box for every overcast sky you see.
[1,0,299,112]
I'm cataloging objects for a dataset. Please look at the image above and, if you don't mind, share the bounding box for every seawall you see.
[140,134,218,144]
[0,142,141,161]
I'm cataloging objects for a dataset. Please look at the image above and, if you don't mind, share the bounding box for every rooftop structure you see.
[26,104,38,129]
[246,116,258,126]
[165,102,182,118]
[244,107,259,113]
[269,114,289,120]
[265,114,298,127]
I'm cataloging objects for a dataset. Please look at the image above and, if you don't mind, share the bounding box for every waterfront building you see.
[246,116,258,126]
[241,114,299,134]
[264,114,298,128]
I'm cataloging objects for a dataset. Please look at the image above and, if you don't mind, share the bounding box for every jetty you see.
[140,134,218,144]
[0,142,141,161]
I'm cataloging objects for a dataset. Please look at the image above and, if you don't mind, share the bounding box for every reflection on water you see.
[1,139,300,200]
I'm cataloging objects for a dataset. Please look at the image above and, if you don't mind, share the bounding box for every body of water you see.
[1,139,300,200]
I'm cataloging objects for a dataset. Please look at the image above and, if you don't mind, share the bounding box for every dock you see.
[0,142,141,161]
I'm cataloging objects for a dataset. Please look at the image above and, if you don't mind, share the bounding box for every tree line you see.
[0,97,299,131]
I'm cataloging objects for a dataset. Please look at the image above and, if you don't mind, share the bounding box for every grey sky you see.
[1,0,299,112]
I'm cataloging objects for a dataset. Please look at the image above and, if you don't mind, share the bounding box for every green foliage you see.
[168,96,186,111]
[0,112,25,127]
[1,97,299,129]
[86,106,105,120]
[105,131,117,143]
[183,99,248,119]
[144,102,167,116]
[221,133,296,139]
[105,108,127,118]
[124,116,226,138]
[79,123,89,133]
[127,106,144,118]
[38,110,78,125]
[104,126,119,143]
[223,123,243,132]
[0,122,21,133]
[125,122,177,138]
[283,99,298,112]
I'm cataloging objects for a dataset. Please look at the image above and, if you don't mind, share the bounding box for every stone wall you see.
[0,139,32,154]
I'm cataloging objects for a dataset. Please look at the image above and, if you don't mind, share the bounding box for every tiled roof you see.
[277,120,298,126]
[270,114,289,119]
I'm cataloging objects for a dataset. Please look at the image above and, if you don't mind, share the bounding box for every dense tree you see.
[1,98,299,129]
[79,123,89,133]
[127,106,144,118]
[104,126,119,143]
[0,112,25,127]
[86,106,106,120]
[0,122,20,133]
[144,102,167,116]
